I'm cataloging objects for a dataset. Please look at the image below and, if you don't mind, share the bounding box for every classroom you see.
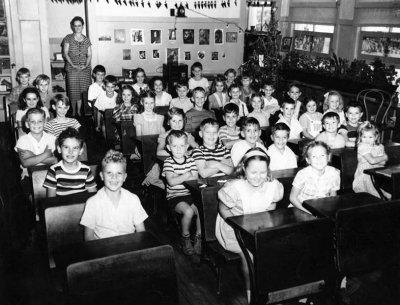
[1,0,400,304]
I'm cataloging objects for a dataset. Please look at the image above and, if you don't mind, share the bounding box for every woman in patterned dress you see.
[62,16,92,116]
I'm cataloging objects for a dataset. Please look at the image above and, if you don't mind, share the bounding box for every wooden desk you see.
[55,231,163,270]
[28,164,50,213]
[364,165,400,200]
[227,209,334,305]
[136,135,159,174]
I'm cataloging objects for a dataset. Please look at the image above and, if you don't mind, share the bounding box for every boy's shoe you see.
[181,235,195,255]
[193,234,202,255]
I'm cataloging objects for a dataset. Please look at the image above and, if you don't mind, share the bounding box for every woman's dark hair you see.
[70,16,84,28]
[18,87,43,110]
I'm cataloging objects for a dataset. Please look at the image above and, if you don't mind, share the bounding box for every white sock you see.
[246,290,251,304]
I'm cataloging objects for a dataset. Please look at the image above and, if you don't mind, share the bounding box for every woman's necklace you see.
[74,34,83,42]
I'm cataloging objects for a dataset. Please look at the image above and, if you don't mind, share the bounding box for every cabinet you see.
[50,60,66,93]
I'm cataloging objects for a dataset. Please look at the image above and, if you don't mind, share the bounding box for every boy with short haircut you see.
[315,112,346,149]
[231,117,268,166]
[15,108,57,168]
[343,101,364,147]
[227,83,249,118]
[80,150,148,240]
[185,87,215,134]
[43,127,96,197]
[276,99,303,140]
[162,130,201,255]
[9,67,34,105]
[261,82,279,114]
[188,62,209,95]
[88,65,106,104]
[218,103,240,149]
[192,118,234,178]
[267,123,298,171]
[169,80,193,113]
[94,74,118,132]
[239,74,255,105]
[44,94,81,137]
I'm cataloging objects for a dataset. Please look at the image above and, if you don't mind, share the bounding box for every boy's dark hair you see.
[175,79,189,90]
[150,76,165,90]
[241,117,260,131]
[70,16,84,27]
[345,101,364,113]
[166,129,188,145]
[18,87,43,110]
[281,96,296,108]
[271,122,290,135]
[58,127,84,148]
[26,107,45,120]
[104,75,118,86]
[322,111,340,124]
[192,86,206,96]
[262,81,275,89]
[240,73,252,80]
[92,65,106,75]
[191,61,203,72]
[51,94,71,108]
[223,103,239,116]
[228,83,241,92]
[16,67,30,79]
[288,81,301,92]
[200,118,219,131]
[224,68,236,77]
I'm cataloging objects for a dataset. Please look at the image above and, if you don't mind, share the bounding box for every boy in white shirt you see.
[94,74,118,133]
[170,80,193,113]
[261,82,279,114]
[188,62,209,95]
[267,123,298,171]
[88,65,106,104]
[276,99,303,140]
[226,83,249,118]
[315,112,346,149]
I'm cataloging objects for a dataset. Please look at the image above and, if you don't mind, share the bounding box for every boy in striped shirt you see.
[218,103,240,149]
[43,127,97,197]
[192,118,234,178]
[162,130,201,256]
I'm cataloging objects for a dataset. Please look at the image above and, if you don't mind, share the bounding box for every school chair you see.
[331,149,357,193]
[66,245,179,305]
[200,186,241,295]
[385,143,400,166]
[154,105,169,117]
[120,120,137,155]
[104,109,118,148]
[80,91,93,117]
[2,95,7,123]
[28,164,51,218]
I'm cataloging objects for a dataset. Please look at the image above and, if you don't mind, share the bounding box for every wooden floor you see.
[1,120,400,305]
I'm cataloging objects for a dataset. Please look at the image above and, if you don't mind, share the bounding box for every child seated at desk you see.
[112,84,139,123]
[216,148,283,303]
[343,101,364,147]
[276,98,303,140]
[298,96,323,139]
[80,150,148,240]
[231,117,268,166]
[192,118,234,178]
[267,123,298,171]
[94,75,118,134]
[353,121,389,198]
[88,65,106,106]
[218,103,240,150]
[134,90,165,136]
[161,130,201,256]
[43,128,97,197]
[290,141,340,213]
[226,83,249,118]
[315,112,346,149]
[169,80,193,113]
[152,76,172,107]
[185,87,216,134]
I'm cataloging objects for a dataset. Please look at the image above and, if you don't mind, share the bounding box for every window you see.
[294,23,334,34]
[361,26,400,33]
[292,23,334,55]
[247,5,273,31]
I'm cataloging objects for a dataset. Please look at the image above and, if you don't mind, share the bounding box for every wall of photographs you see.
[292,31,332,56]
[0,0,11,93]
[359,32,400,64]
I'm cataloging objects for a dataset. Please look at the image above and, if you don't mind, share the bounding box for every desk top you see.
[227,208,316,236]
[364,164,400,178]
[55,231,162,269]
[28,164,50,174]
[303,192,383,219]
[39,192,94,210]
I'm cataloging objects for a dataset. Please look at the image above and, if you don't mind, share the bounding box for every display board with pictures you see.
[359,32,400,64]
[293,31,332,56]
[0,0,10,92]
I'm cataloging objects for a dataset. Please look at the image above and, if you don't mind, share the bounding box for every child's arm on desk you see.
[207,159,234,175]
[156,142,170,156]
[17,146,56,167]
[165,171,196,186]
[134,222,146,232]
[220,138,240,149]
[289,186,310,213]
[195,159,220,178]
[363,152,388,165]
[218,201,235,220]
[84,227,96,241]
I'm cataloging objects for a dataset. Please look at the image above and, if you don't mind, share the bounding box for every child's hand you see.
[43,145,53,158]
[141,176,151,186]
[206,160,221,170]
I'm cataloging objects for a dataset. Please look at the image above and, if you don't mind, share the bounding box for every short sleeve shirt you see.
[231,140,268,166]
[277,117,303,140]
[80,187,148,240]
[267,144,298,171]
[88,82,104,101]
[189,77,209,90]
[155,91,172,107]
[44,117,81,137]
[192,143,231,162]
[15,131,56,155]
[170,98,193,113]
[94,91,117,111]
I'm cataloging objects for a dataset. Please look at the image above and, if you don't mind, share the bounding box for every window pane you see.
[390,28,400,33]
[294,23,313,31]
[361,26,390,32]
[314,25,334,33]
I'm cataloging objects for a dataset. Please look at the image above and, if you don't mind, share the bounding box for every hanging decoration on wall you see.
[197,50,205,60]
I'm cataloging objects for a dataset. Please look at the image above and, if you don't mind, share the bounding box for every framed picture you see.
[166,47,179,64]
[0,0,5,19]
[214,29,223,45]
[183,29,194,44]
[54,52,63,61]
[294,34,312,52]
[0,58,10,74]
[226,32,238,43]
[281,37,292,52]
[153,49,160,59]
[211,52,218,61]
[197,51,205,60]
[139,51,146,59]
[0,76,11,92]
[199,29,210,45]
[123,49,131,60]
[122,68,135,79]
[51,66,65,81]
[311,36,331,54]
[168,29,176,41]
[358,32,400,64]
[130,29,144,45]
[184,51,191,61]
[114,29,126,43]
[293,31,332,56]
[151,30,161,44]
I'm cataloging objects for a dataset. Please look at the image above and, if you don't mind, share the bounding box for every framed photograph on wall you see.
[114,29,126,43]
[122,68,135,80]
[151,30,161,44]
[358,32,400,64]
[183,29,194,44]
[139,51,146,59]
[281,37,292,52]
[214,29,223,45]
[197,51,205,60]
[169,29,177,42]
[293,34,312,52]
[153,49,160,59]
[184,51,191,61]
[211,52,218,61]
[199,29,210,45]
[226,32,238,43]
[122,49,131,60]
[311,35,331,54]
[0,76,11,92]
[130,29,144,45]
[166,48,179,64]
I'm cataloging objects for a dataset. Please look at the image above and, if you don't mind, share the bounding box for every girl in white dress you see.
[216,148,284,302]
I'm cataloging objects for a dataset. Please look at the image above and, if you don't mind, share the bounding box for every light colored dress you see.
[353,143,386,197]
[215,179,282,253]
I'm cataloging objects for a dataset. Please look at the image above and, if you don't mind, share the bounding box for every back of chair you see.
[155,106,169,117]
[336,200,400,276]
[104,109,116,145]
[331,149,357,192]
[45,203,85,268]
[200,186,221,243]
[254,217,334,298]
[67,245,178,305]
[120,121,137,155]
[30,165,50,208]
[81,91,93,117]
[386,144,400,166]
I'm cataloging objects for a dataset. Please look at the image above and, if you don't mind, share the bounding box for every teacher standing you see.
[62,16,92,117]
